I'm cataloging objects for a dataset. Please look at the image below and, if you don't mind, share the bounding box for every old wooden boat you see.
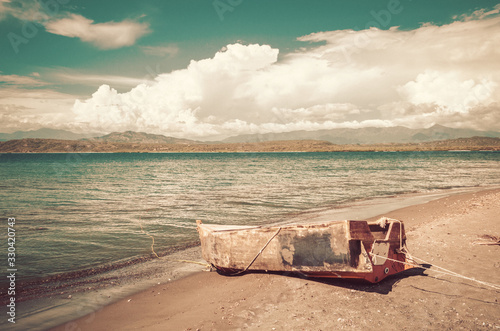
[196,217,414,283]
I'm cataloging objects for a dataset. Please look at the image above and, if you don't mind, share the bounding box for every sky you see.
[1,0,499,140]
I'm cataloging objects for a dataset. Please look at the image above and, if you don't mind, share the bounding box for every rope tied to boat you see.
[368,251,500,291]
[370,218,500,290]
[228,226,282,276]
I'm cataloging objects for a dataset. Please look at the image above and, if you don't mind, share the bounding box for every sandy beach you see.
[52,188,500,330]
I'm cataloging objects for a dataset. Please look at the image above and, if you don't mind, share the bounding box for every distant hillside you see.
[1,136,499,153]
[87,131,198,144]
[222,125,500,144]
[3,125,499,145]
[0,128,98,141]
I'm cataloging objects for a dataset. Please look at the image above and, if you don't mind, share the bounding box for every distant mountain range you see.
[1,136,499,153]
[1,125,500,144]
[221,125,500,144]
[0,128,99,141]
[86,131,197,144]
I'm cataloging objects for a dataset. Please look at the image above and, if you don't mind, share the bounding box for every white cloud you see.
[0,0,46,22]
[45,14,150,49]
[1,1,149,49]
[0,73,49,87]
[66,11,500,138]
[271,104,365,123]
[0,86,79,132]
[73,44,280,136]
[0,71,83,132]
[53,70,153,88]
[400,70,497,114]
[455,3,500,21]
[140,45,179,57]
[0,0,9,21]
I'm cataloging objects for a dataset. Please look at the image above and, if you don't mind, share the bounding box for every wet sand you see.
[52,188,500,330]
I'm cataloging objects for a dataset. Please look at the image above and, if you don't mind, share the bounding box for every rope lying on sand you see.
[472,234,500,246]
[369,252,500,291]
[140,223,210,267]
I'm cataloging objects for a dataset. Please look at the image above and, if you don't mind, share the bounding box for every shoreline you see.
[3,186,493,330]
[2,138,500,153]
[49,186,500,330]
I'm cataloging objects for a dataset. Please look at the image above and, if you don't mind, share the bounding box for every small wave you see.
[225,200,287,208]
[0,240,200,304]
[29,227,49,231]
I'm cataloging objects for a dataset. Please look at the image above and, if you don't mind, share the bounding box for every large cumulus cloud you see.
[73,10,500,138]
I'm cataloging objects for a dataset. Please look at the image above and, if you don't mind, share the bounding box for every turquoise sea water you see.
[1,151,500,284]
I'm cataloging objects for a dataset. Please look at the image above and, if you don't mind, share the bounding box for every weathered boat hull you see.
[196,218,413,283]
